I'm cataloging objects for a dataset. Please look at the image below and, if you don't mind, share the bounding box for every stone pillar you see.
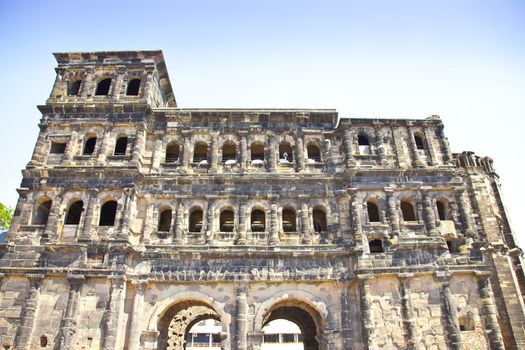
[475,272,505,350]
[9,188,30,235]
[13,274,44,350]
[131,125,146,168]
[423,192,438,235]
[235,282,248,350]
[173,203,184,244]
[128,280,148,350]
[340,282,354,349]
[57,275,84,349]
[80,69,94,97]
[269,203,279,245]
[79,190,98,241]
[101,275,126,350]
[143,67,154,105]
[406,123,424,168]
[63,130,78,164]
[182,137,191,171]
[111,70,124,97]
[323,139,334,169]
[398,273,416,350]
[344,130,356,166]
[151,138,163,172]
[455,189,476,239]
[422,126,439,166]
[358,275,374,350]
[237,202,247,245]
[436,126,453,164]
[118,189,134,239]
[337,193,352,244]
[210,134,219,172]
[386,188,400,236]
[268,135,277,171]
[44,195,63,241]
[374,129,388,165]
[296,136,305,172]
[143,198,154,244]
[436,272,463,350]
[350,189,364,248]
[206,201,215,244]
[300,203,311,244]
[240,136,248,169]
[97,127,111,165]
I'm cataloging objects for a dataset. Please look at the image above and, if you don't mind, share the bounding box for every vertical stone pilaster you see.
[344,130,356,166]
[300,203,311,244]
[268,135,277,171]
[63,130,78,164]
[9,188,30,235]
[296,136,305,172]
[28,125,47,166]
[143,197,153,244]
[398,273,416,350]
[240,136,248,169]
[337,193,352,244]
[406,123,423,168]
[13,274,44,350]
[455,188,476,239]
[128,280,148,350]
[475,272,505,350]
[206,201,215,244]
[374,128,388,165]
[422,125,439,166]
[350,188,364,249]
[182,137,191,171]
[101,275,126,350]
[235,282,248,350]
[437,127,453,164]
[237,202,247,245]
[97,126,111,165]
[340,281,354,350]
[57,275,84,349]
[174,203,184,244]
[386,188,400,236]
[436,272,463,350]
[111,69,124,97]
[79,190,98,241]
[143,67,154,105]
[151,138,163,172]
[131,125,146,168]
[423,192,438,235]
[44,194,63,241]
[269,203,279,245]
[118,189,134,239]
[210,133,219,172]
[358,275,374,350]
[80,68,94,97]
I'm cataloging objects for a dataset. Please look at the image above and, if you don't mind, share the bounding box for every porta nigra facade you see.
[0,50,524,350]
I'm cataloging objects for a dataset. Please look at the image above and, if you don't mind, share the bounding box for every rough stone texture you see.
[0,50,524,350]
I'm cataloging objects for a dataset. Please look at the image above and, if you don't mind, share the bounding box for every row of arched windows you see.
[365,198,449,223]
[82,135,128,156]
[356,133,426,155]
[67,77,141,97]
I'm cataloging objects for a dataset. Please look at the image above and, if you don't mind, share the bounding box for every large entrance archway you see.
[157,301,222,350]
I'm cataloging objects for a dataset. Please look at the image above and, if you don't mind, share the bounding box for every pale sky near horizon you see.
[0,1,524,244]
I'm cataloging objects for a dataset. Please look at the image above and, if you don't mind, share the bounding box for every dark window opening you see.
[251,209,266,232]
[114,137,128,155]
[251,142,264,161]
[313,209,327,232]
[50,142,66,154]
[65,200,83,225]
[414,135,425,150]
[279,142,293,162]
[158,209,172,232]
[189,210,203,232]
[282,209,296,232]
[40,335,48,347]
[401,201,417,222]
[99,201,117,226]
[193,143,208,163]
[367,201,380,222]
[220,210,234,232]
[369,239,384,253]
[83,137,97,155]
[307,144,321,162]
[437,201,447,220]
[358,135,370,146]
[446,240,454,252]
[165,143,180,163]
[126,79,141,96]
[95,78,111,95]
[34,200,52,225]
[68,80,81,96]
[222,142,236,163]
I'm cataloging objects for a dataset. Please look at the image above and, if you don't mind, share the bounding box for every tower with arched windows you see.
[0,50,524,350]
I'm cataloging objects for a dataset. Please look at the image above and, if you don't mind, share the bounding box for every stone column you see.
[455,189,476,239]
[300,203,311,244]
[268,135,277,171]
[206,201,215,244]
[436,272,463,350]
[240,136,248,169]
[235,282,248,350]
[398,273,416,350]
[80,69,94,97]
[475,272,505,350]
[9,188,30,235]
[111,70,124,97]
[237,202,247,245]
[174,203,184,244]
[151,138,163,172]
[422,126,439,166]
[131,125,146,168]
[79,190,98,241]
[295,136,305,172]
[57,275,84,349]
[210,134,219,172]
[374,129,388,165]
[143,198,154,244]
[118,189,134,239]
[406,123,423,168]
[323,139,334,169]
[44,195,63,241]
[269,203,279,245]
[386,188,400,236]
[63,130,78,164]
[182,137,191,171]
[143,67,154,105]
[101,275,126,350]
[350,189,364,248]
[437,127,453,164]
[344,130,356,166]
[423,192,438,235]
[337,193,352,244]
[13,274,44,350]
[28,125,47,166]
[97,127,111,165]
[128,280,148,350]
[358,275,374,350]
[340,282,354,349]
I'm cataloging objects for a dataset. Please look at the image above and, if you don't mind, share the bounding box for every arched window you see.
[126,79,141,96]
[65,200,83,225]
[251,142,264,161]
[369,239,384,253]
[165,143,180,163]
[282,209,296,232]
[189,209,203,232]
[306,144,321,162]
[114,136,128,155]
[95,78,111,95]
[358,135,371,154]
[414,134,425,150]
[279,142,293,162]
[193,142,208,163]
[158,208,172,232]
[33,199,52,225]
[99,200,117,226]
[437,200,448,220]
[222,141,236,163]
[313,208,327,232]
[83,137,97,155]
[220,209,234,232]
[68,80,81,96]
[401,200,417,222]
[367,201,380,222]
[251,209,266,232]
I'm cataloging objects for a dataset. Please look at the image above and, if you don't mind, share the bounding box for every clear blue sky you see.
[0,0,524,243]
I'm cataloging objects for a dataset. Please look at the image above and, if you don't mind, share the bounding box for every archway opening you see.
[185,318,222,350]
[262,319,303,350]
[251,209,266,232]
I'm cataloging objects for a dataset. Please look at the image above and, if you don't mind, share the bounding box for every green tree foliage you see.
[0,202,14,231]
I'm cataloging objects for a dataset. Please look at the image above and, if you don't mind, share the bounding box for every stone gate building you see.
[0,50,524,350]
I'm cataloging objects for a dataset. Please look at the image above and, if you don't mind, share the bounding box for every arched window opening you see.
[40,335,48,347]
[282,209,296,232]
[33,200,52,225]
[251,209,266,232]
[262,319,304,349]
[83,137,97,155]
[437,201,448,220]
[401,201,417,222]
[50,142,66,154]
[313,208,327,232]
[95,78,111,96]
[367,201,380,222]
[307,144,321,162]
[189,209,203,233]
[220,209,234,232]
[185,318,222,349]
[65,200,83,225]
[279,142,293,163]
[165,143,180,163]
[358,135,371,154]
[67,80,81,96]
[99,200,117,226]
[414,134,425,150]
[158,209,172,232]
[369,239,384,253]
[458,312,475,331]
[193,142,208,163]
[114,136,128,155]
[126,79,141,96]
[251,142,264,161]
[222,142,236,163]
